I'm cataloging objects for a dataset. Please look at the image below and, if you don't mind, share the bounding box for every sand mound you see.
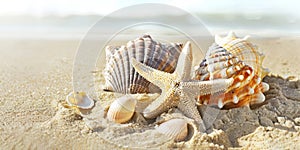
[33,75,299,149]
[1,37,299,149]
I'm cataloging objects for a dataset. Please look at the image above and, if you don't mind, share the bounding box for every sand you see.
[0,37,300,149]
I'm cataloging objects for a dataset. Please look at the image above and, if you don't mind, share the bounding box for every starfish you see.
[132,41,233,131]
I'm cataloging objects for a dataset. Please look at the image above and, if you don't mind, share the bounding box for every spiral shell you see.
[103,34,182,94]
[106,95,137,123]
[156,118,191,142]
[193,32,270,108]
[66,91,94,109]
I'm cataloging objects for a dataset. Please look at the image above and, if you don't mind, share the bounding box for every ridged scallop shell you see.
[106,95,137,123]
[103,34,182,94]
[156,118,189,142]
[193,32,270,108]
[66,91,94,109]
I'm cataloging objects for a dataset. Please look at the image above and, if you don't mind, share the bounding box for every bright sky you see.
[0,0,299,17]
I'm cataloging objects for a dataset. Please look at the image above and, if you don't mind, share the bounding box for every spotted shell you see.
[103,34,182,94]
[156,118,189,142]
[193,32,270,108]
[66,91,94,109]
[106,95,137,123]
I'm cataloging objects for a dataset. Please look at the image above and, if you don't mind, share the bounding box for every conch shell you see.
[193,32,270,108]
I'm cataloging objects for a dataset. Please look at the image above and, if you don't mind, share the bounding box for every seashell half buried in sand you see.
[156,118,195,142]
[66,91,95,109]
[106,95,137,123]
[130,93,160,112]
[103,34,182,94]
[193,31,270,108]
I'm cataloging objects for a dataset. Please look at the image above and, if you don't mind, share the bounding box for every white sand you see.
[0,37,300,149]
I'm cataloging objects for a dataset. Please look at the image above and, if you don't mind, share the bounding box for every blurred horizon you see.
[0,0,299,39]
[1,0,299,17]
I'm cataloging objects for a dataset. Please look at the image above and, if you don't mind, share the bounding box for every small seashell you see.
[66,91,94,109]
[103,34,182,94]
[106,95,137,123]
[156,118,189,142]
[130,93,160,112]
[193,32,270,108]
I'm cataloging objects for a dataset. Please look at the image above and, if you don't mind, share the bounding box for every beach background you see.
[0,0,300,149]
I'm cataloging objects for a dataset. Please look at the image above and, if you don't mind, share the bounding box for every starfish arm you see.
[174,41,193,81]
[131,58,174,89]
[180,78,234,97]
[178,93,206,132]
[143,88,178,119]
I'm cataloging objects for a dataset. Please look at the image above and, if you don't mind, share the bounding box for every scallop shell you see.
[103,34,182,94]
[156,118,190,142]
[66,91,94,109]
[106,95,137,123]
[193,32,270,108]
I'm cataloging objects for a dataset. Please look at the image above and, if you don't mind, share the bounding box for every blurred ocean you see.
[0,13,299,40]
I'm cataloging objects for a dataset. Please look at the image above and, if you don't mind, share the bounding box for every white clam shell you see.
[107,95,137,123]
[66,91,94,109]
[156,118,189,142]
